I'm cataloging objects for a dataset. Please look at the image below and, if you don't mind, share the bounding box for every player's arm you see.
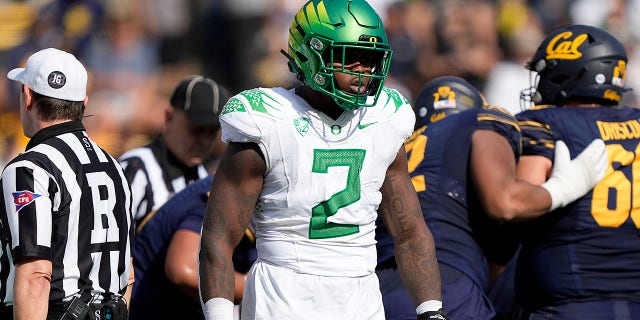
[13,257,52,320]
[471,130,607,221]
[198,142,265,319]
[516,155,552,185]
[379,146,445,316]
[471,129,552,221]
[166,229,247,304]
[167,229,200,300]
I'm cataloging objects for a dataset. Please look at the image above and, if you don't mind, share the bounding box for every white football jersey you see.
[220,87,415,277]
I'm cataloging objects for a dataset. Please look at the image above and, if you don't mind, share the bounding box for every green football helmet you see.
[285,0,393,110]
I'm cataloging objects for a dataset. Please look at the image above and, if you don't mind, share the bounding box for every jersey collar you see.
[26,121,85,151]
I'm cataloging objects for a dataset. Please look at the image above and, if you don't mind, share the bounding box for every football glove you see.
[542,139,608,211]
[417,309,451,320]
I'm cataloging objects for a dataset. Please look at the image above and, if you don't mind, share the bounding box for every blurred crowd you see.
[0,0,639,168]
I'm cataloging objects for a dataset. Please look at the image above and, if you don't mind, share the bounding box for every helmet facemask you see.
[519,70,541,111]
[315,41,392,110]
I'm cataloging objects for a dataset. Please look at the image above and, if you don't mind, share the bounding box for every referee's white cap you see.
[7,47,88,102]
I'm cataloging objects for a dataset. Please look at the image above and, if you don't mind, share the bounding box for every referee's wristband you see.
[202,297,234,320]
[416,300,443,314]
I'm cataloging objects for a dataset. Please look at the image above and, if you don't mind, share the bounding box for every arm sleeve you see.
[477,105,523,158]
[2,160,54,261]
[516,110,557,160]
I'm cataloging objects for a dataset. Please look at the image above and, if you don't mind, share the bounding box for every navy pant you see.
[377,262,496,320]
[377,266,415,320]
[528,299,640,320]
[440,263,495,320]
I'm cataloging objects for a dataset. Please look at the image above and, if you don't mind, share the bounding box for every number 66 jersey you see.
[219,87,415,277]
[515,105,640,309]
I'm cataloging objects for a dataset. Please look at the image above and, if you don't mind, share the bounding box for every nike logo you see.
[357,121,377,129]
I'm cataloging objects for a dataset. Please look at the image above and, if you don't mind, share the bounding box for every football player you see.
[130,175,256,319]
[378,75,607,320]
[198,1,448,319]
[515,24,640,319]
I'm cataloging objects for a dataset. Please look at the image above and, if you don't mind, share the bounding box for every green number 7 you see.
[309,149,366,239]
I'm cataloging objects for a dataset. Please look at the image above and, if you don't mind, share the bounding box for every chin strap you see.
[281,49,305,82]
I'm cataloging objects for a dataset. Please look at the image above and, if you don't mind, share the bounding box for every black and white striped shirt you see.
[0,121,133,304]
[118,136,208,228]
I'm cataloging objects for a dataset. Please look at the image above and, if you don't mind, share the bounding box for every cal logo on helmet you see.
[429,112,446,123]
[546,31,587,60]
[603,89,621,102]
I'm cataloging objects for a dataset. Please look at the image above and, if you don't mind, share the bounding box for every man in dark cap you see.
[119,75,229,231]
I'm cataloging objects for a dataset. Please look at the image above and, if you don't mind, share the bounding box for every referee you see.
[119,75,228,231]
[0,48,134,319]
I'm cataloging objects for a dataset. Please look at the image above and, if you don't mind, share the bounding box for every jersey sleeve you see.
[218,89,271,144]
[118,156,151,222]
[1,157,55,261]
[381,87,416,141]
[477,105,522,157]
[219,88,293,173]
[516,106,557,160]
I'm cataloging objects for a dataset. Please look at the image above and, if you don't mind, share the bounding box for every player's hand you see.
[542,139,608,211]
[417,309,451,320]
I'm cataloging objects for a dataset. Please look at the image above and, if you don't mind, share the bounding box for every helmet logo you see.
[314,74,326,86]
[310,37,324,51]
[430,112,446,123]
[546,31,588,60]
[603,89,621,102]
[613,60,626,87]
[433,86,457,109]
[358,35,383,43]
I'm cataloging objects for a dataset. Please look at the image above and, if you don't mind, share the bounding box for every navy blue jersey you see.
[385,106,521,287]
[516,105,640,309]
[131,175,257,319]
